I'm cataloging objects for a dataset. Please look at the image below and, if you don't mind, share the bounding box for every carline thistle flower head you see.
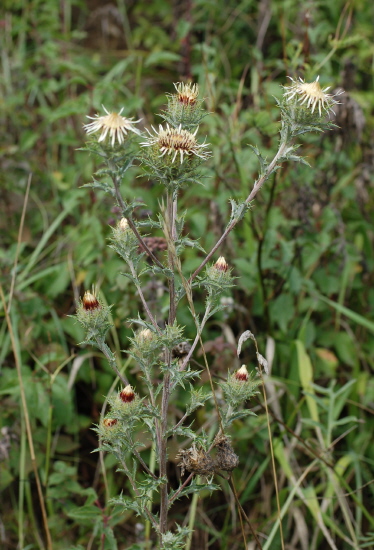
[82,290,100,311]
[84,105,142,146]
[214,256,229,273]
[76,286,112,334]
[235,365,249,382]
[119,384,135,403]
[283,76,343,116]
[140,123,210,164]
[103,418,118,428]
[174,82,199,106]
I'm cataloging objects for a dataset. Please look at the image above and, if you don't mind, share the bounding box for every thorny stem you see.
[169,473,194,504]
[117,454,159,530]
[132,448,158,480]
[97,339,128,387]
[159,191,178,536]
[179,304,211,371]
[128,260,161,333]
[189,141,288,282]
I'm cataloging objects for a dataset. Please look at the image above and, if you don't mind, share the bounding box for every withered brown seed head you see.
[172,341,192,358]
[214,433,239,472]
[119,384,135,403]
[235,365,249,382]
[103,418,118,428]
[177,445,215,477]
[214,256,229,272]
[82,290,100,311]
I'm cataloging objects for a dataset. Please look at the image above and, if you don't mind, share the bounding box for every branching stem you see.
[189,141,288,282]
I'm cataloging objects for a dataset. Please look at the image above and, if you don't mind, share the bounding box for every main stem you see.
[159,192,177,538]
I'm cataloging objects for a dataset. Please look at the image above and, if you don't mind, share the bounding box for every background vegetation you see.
[1,0,373,548]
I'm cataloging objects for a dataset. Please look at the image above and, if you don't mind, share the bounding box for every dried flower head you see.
[177,444,215,477]
[103,418,118,428]
[140,124,210,164]
[214,433,239,472]
[283,76,343,116]
[82,289,100,311]
[214,256,229,272]
[84,105,142,146]
[138,237,168,259]
[174,82,199,106]
[235,365,249,382]
[119,385,135,403]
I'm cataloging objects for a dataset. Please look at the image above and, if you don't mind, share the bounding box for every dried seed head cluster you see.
[174,82,199,106]
[84,105,142,146]
[141,124,210,164]
[214,433,239,472]
[177,444,216,477]
[283,76,343,116]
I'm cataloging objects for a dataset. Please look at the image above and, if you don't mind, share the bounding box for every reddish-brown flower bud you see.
[119,384,135,403]
[82,290,100,311]
[214,256,229,272]
[235,365,249,382]
[103,418,118,428]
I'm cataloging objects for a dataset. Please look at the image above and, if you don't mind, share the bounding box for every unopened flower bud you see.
[214,256,229,272]
[103,418,118,428]
[235,365,249,382]
[82,290,100,311]
[119,384,135,403]
[138,328,153,342]
[119,217,129,231]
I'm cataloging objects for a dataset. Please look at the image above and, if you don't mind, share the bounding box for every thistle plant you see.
[75,78,342,549]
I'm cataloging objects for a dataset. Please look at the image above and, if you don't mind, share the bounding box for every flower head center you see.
[296,80,325,101]
[103,112,127,129]
[159,128,197,151]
